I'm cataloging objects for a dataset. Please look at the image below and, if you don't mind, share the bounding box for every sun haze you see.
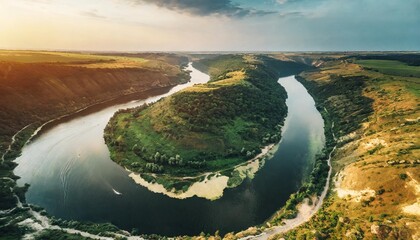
[1,0,419,51]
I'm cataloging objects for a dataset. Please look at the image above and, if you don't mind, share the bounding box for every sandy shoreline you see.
[127,143,277,200]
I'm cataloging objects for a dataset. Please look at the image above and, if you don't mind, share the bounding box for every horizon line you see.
[1,48,420,54]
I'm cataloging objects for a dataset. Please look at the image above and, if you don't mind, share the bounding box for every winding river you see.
[14,63,325,236]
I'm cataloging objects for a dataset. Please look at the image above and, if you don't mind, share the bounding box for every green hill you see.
[104,55,308,184]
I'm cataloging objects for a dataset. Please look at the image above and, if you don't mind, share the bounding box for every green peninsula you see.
[104,54,308,192]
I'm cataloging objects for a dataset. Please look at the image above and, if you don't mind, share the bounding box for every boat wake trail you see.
[112,188,122,195]
[60,155,77,205]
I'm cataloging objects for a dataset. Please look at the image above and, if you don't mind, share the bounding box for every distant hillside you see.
[353,53,420,66]
[0,51,190,156]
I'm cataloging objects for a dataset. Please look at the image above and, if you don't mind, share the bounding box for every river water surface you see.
[14,64,324,236]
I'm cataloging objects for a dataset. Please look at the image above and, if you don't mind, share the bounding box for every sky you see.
[0,0,419,51]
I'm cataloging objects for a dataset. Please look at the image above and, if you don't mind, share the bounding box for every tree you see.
[161,154,168,163]
[246,151,252,157]
[154,152,161,162]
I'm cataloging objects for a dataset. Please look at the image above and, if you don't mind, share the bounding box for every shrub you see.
[399,173,408,180]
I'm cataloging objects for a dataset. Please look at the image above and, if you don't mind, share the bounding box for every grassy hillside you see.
[0,50,190,158]
[104,55,308,182]
[275,56,420,239]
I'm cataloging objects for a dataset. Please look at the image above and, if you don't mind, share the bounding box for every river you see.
[14,63,324,236]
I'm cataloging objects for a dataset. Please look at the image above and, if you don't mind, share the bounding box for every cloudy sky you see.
[0,0,419,51]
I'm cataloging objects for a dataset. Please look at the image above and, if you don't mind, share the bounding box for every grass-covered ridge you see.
[272,55,420,240]
[104,55,307,179]
[356,59,420,78]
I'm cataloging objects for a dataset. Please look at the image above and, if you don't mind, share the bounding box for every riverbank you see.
[231,84,337,239]
[238,60,370,239]
[127,144,276,200]
[240,117,336,240]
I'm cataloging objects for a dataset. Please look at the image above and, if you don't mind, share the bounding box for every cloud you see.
[276,0,327,7]
[126,0,276,17]
[81,10,106,19]
[278,11,306,18]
